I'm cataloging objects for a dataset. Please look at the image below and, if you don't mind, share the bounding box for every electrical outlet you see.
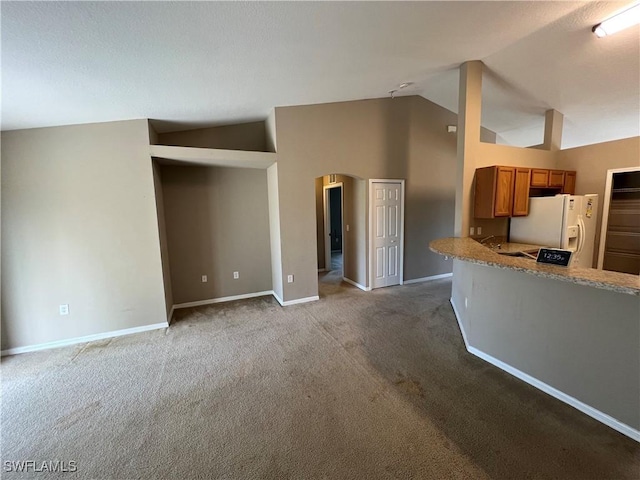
[477,226,482,235]
[470,227,475,236]
[465,297,468,309]
[233,271,239,279]
[346,224,350,232]
[59,304,69,316]
[287,274,294,283]
[201,275,207,283]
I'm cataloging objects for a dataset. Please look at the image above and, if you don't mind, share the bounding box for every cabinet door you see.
[473,166,497,218]
[494,167,515,217]
[531,169,549,187]
[549,170,565,187]
[512,168,531,216]
[562,171,576,194]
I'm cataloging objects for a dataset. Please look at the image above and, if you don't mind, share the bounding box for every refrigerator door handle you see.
[577,216,586,258]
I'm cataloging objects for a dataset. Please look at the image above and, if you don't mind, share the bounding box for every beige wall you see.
[315,177,326,270]
[457,62,559,239]
[156,121,267,152]
[450,62,640,438]
[148,121,159,144]
[455,62,483,238]
[266,110,277,153]
[345,177,368,287]
[557,136,640,259]
[159,165,272,304]
[452,260,640,431]
[267,163,284,301]
[152,161,174,315]
[274,96,465,301]
[314,174,354,272]
[313,174,366,286]
[1,120,167,350]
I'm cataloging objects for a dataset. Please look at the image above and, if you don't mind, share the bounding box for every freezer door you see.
[509,196,566,247]
[573,194,599,268]
[561,196,582,250]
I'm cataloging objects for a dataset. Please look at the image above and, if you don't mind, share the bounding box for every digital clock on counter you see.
[536,248,573,267]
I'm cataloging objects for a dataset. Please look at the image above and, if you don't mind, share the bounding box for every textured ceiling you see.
[2,1,638,148]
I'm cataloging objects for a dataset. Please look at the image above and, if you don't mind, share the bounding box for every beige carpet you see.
[1,271,638,479]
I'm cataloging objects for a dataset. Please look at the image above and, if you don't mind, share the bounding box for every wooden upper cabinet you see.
[549,170,565,187]
[474,166,515,218]
[475,166,576,218]
[494,167,515,217]
[530,168,574,189]
[512,168,531,216]
[562,171,576,194]
[531,169,550,187]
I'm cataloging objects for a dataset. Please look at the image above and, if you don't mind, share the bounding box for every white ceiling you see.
[2,1,638,148]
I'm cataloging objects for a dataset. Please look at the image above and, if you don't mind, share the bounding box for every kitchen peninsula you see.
[431,237,639,295]
[430,237,640,441]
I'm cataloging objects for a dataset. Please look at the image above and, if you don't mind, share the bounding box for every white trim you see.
[468,346,640,442]
[404,273,453,285]
[323,182,344,273]
[273,294,320,306]
[149,144,276,169]
[598,171,613,269]
[168,305,176,325]
[368,179,406,290]
[317,268,328,273]
[1,322,169,357]
[448,296,639,442]
[272,291,285,305]
[597,166,640,269]
[173,291,274,309]
[342,277,371,292]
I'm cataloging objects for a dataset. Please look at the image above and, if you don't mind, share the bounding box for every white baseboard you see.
[1,322,169,357]
[342,277,371,291]
[317,268,328,273]
[273,293,320,306]
[173,291,274,310]
[448,296,639,442]
[404,272,453,285]
[467,346,640,442]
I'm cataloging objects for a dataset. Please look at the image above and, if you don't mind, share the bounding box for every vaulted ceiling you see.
[2,1,638,148]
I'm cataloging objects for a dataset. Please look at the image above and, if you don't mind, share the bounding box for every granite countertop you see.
[429,237,640,296]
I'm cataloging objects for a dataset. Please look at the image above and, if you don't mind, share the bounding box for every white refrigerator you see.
[509,194,599,268]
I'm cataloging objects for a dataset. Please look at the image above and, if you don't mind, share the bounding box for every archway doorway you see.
[315,174,368,293]
[325,182,343,273]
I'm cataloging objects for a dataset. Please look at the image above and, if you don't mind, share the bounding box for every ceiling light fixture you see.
[592,3,640,37]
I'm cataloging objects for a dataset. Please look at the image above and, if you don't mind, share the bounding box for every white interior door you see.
[370,180,404,289]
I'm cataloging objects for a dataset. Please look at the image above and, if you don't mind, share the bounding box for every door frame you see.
[597,166,640,269]
[368,179,405,289]
[323,182,344,272]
